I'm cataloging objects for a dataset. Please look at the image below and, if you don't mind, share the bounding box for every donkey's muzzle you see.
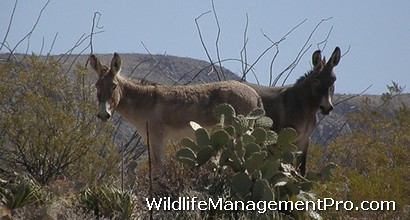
[320,105,333,115]
[97,102,112,121]
[97,112,111,121]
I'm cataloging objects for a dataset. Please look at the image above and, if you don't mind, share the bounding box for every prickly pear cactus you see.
[175,104,336,218]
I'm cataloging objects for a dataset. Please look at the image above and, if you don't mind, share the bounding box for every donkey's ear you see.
[89,54,103,74]
[110,52,122,75]
[312,50,323,69]
[327,47,341,68]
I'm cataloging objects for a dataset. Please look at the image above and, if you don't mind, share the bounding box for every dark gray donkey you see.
[247,47,341,176]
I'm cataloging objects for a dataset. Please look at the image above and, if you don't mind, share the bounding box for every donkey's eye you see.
[111,85,117,91]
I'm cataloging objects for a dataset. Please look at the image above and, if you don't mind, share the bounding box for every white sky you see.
[1,0,409,94]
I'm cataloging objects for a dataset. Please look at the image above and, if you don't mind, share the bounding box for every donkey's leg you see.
[148,124,165,177]
[296,140,309,176]
[149,140,164,170]
[297,150,307,176]
[295,137,309,176]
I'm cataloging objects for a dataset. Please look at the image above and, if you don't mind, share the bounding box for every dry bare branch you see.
[0,0,18,53]
[59,30,103,75]
[140,41,179,84]
[129,58,152,77]
[280,46,311,85]
[334,84,373,106]
[83,11,103,68]
[184,57,249,85]
[146,122,154,220]
[39,37,45,56]
[341,45,351,58]
[45,32,58,62]
[89,12,103,56]
[8,0,51,61]
[48,33,58,55]
[273,17,333,86]
[254,18,307,85]
[240,13,250,79]
[211,0,225,80]
[316,26,333,51]
[195,10,221,82]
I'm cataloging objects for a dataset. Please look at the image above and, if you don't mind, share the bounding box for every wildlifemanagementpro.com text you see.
[145,197,396,213]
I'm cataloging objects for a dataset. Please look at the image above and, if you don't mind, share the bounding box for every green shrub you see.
[0,175,50,210]
[0,55,119,185]
[310,83,410,219]
[78,184,136,219]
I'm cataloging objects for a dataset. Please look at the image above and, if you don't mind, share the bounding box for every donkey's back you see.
[155,80,262,130]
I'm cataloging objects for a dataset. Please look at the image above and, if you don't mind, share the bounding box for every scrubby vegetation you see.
[0,56,120,185]
[0,54,409,219]
[0,55,121,219]
[310,83,410,219]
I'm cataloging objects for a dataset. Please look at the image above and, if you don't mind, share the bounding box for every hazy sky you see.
[1,1,409,94]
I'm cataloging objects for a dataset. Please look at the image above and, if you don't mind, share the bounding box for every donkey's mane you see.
[295,69,318,85]
[131,77,156,85]
[120,74,157,86]
[295,56,327,85]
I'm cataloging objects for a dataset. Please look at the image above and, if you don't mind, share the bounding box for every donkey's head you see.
[89,53,122,121]
[311,47,341,115]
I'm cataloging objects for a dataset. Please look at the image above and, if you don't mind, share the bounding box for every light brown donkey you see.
[89,53,263,171]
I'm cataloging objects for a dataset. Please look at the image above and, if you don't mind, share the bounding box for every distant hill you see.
[2,53,409,148]
[57,53,240,84]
